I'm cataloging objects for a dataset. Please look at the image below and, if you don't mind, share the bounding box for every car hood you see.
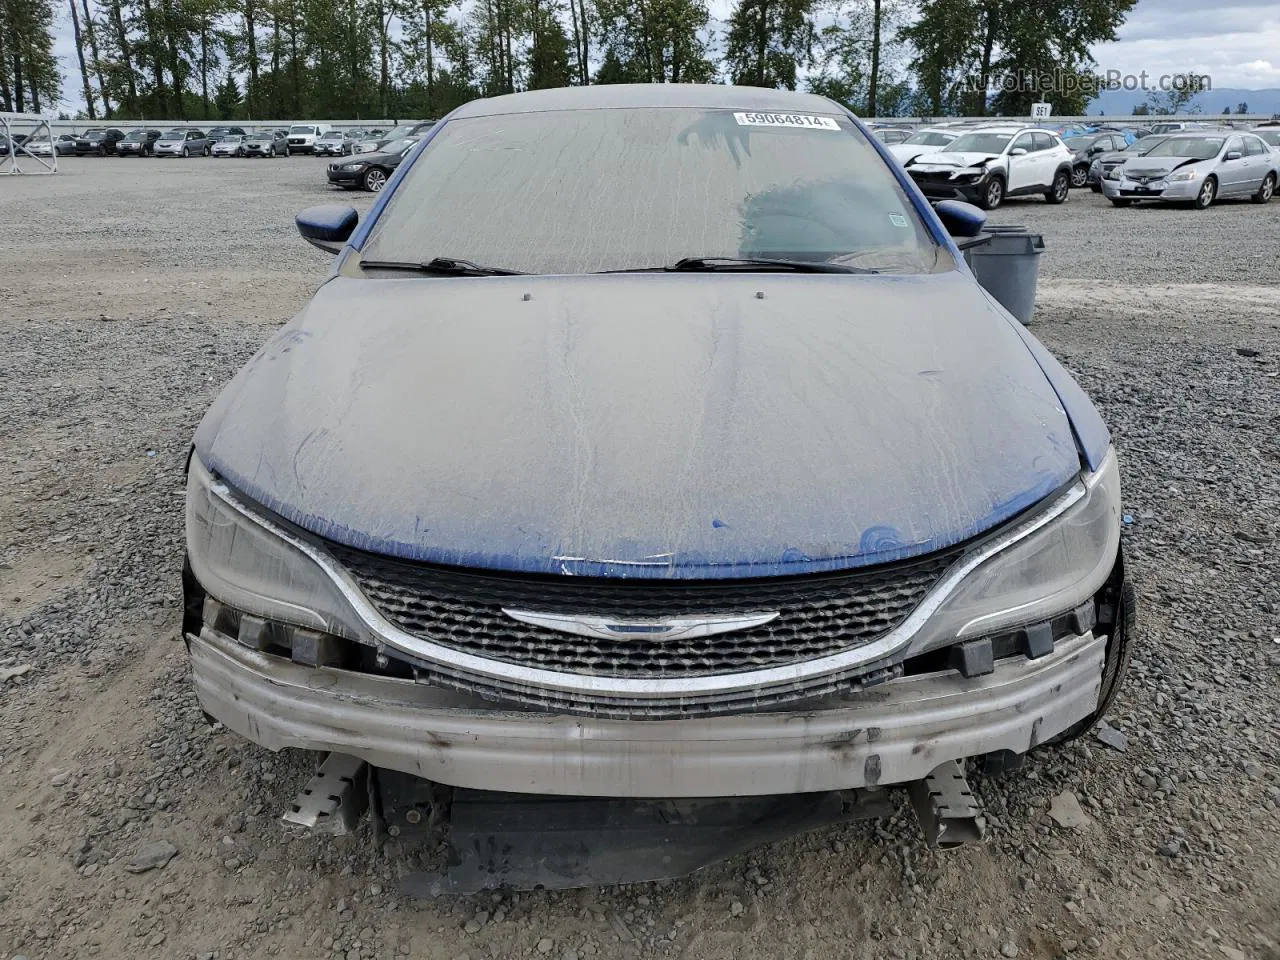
[888,143,949,164]
[347,151,401,165]
[195,271,1083,579]
[908,150,1002,169]
[1121,156,1209,176]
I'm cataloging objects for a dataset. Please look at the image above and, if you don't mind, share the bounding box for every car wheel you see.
[1110,198,1133,207]
[284,146,291,157]
[1252,172,1275,204]
[203,145,211,157]
[978,176,1004,210]
[181,146,189,158]
[1193,175,1217,210]
[1090,183,1101,193]
[1070,165,1089,188]
[1045,170,1069,204]
[363,167,388,192]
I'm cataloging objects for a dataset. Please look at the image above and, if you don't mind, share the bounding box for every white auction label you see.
[733,112,841,130]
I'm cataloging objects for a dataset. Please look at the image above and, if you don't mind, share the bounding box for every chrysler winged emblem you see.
[501,609,779,642]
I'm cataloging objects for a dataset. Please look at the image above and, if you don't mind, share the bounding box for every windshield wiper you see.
[604,256,878,274]
[359,257,526,276]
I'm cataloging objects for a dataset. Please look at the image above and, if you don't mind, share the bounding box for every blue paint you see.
[711,518,727,529]
[1003,318,1111,470]
[858,525,904,553]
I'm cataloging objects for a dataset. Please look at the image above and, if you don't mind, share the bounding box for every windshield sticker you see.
[733,112,840,131]
[889,214,908,227]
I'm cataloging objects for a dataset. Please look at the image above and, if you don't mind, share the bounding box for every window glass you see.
[362,108,947,276]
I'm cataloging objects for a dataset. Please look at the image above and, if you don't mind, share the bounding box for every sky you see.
[46,0,1280,115]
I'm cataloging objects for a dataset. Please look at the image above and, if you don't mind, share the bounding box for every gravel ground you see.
[1,158,1278,960]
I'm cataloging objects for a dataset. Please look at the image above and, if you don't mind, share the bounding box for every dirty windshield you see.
[361,108,945,275]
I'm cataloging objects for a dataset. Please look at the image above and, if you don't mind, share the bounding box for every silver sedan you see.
[1103,132,1278,208]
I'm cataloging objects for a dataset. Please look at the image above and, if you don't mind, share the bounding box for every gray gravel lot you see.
[1,157,1278,960]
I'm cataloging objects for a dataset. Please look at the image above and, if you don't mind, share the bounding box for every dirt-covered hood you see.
[194,271,1083,579]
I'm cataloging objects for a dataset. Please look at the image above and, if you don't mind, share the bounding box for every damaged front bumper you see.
[188,625,1105,798]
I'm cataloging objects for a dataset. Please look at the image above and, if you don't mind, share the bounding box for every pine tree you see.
[214,70,240,115]
[723,0,817,90]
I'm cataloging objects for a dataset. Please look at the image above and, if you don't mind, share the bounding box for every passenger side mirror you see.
[1009,147,1028,157]
[296,204,359,254]
[1224,150,1242,161]
[933,200,987,238]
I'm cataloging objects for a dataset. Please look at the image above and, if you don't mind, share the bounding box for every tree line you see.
[1,0,1136,121]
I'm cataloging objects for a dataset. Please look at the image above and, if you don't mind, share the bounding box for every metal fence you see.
[21,112,1280,138]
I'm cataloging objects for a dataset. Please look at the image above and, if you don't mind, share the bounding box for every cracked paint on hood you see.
[195,269,1086,578]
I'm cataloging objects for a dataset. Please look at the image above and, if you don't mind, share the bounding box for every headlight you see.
[917,448,1121,647]
[186,456,361,639]
[1105,168,1121,180]
[341,163,366,171]
[1166,169,1199,181]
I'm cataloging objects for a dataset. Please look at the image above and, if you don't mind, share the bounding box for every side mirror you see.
[1224,150,1242,161]
[296,204,359,254]
[933,199,987,238]
[1009,147,1028,157]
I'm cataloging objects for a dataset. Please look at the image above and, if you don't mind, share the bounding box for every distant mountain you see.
[1085,86,1280,118]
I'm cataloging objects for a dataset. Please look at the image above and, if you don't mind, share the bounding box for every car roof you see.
[451,83,842,119]
[957,125,1055,135]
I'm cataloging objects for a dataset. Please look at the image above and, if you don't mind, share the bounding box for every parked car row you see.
[30,122,438,159]
[890,122,1279,211]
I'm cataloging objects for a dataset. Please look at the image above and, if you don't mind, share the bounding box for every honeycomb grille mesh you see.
[328,544,957,680]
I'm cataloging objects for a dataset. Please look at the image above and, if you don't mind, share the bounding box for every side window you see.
[1032,133,1054,152]
[1225,136,1243,156]
[1243,137,1265,156]
[1011,133,1035,154]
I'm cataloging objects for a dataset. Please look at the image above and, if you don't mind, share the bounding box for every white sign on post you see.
[1031,102,1052,120]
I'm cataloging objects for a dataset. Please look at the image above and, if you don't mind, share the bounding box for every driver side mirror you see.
[1009,147,1028,157]
[933,199,987,238]
[296,205,359,254]
[1224,150,1242,161]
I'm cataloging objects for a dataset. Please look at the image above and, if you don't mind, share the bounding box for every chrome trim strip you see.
[205,473,1087,700]
[501,609,780,642]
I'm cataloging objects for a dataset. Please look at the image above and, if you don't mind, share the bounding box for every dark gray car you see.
[1063,132,1131,188]
[1088,134,1171,191]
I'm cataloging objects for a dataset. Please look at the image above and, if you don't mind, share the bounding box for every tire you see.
[1070,165,1089,188]
[1192,175,1217,210]
[1110,198,1133,207]
[284,146,291,157]
[1044,170,1069,204]
[1252,172,1275,204]
[363,166,388,192]
[1090,183,1101,194]
[203,145,211,157]
[181,146,189,158]
[1049,554,1135,746]
[977,176,1004,210]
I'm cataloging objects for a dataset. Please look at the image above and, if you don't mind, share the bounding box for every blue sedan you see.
[182,85,1132,863]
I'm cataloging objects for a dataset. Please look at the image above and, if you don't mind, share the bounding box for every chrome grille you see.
[328,543,957,680]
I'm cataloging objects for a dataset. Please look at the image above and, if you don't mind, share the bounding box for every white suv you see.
[285,123,333,155]
[903,126,1074,209]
